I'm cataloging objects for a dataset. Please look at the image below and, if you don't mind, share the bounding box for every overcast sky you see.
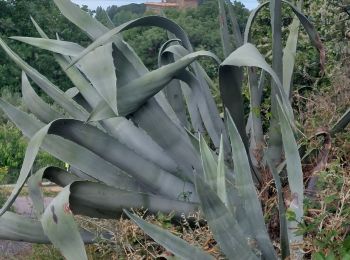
[72,0,259,10]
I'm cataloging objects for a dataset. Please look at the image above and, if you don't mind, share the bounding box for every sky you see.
[72,0,259,10]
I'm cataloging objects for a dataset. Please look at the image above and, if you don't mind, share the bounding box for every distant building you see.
[145,0,198,13]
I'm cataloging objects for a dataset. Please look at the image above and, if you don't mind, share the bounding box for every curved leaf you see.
[22,71,61,123]
[117,50,219,116]
[226,111,276,259]
[29,167,198,221]
[199,134,218,191]
[30,18,181,177]
[124,210,213,260]
[195,176,258,259]
[41,185,87,260]
[68,15,195,67]
[0,98,142,192]
[218,0,232,57]
[244,0,325,72]
[0,212,94,244]
[0,37,88,121]
[216,135,228,206]
[331,108,350,135]
[220,43,294,126]
[11,36,84,56]
[53,1,203,180]
[266,157,290,259]
[77,43,118,114]
[277,97,304,258]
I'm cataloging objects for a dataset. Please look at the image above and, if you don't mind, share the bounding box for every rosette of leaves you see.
[0,0,331,259]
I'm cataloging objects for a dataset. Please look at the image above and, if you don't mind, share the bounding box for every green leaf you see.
[224,0,243,48]
[117,51,219,116]
[267,0,284,165]
[331,108,350,135]
[266,157,290,259]
[0,98,142,192]
[0,212,95,244]
[195,176,258,259]
[244,1,325,72]
[124,210,213,260]
[199,134,218,190]
[283,5,301,97]
[10,36,84,56]
[28,167,81,217]
[67,15,195,67]
[226,111,276,259]
[218,0,232,57]
[30,18,182,177]
[77,43,118,115]
[28,167,198,219]
[0,37,88,121]
[220,43,293,167]
[0,119,52,216]
[277,97,304,258]
[216,135,228,206]
[52,3,203,179]
[41,185,87,260]
[21,71,61,123]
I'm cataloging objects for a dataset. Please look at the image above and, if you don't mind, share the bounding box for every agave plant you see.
[0,0,330,259]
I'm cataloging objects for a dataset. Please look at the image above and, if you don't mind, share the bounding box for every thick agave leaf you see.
[226,111,276,259]
[41,185,87,260]
[266,157,290,259]
[247,69,265,168]
[267,0,284,165]
[0,212,95,243]
[199,135,218,191]
[11,36,118,115]
[70,182,198,218]
[21,72,61,123]
[124,210,213,260]
[224,0,243,48]
[163,78,189,128]
[77,43,118,115]
[29,167,198,220]
[132,99,203,180]
[217,135,228,206]
[0,119,52,216]
[0,37,88,121]
[67,15,195,67]
[218,0,232,57]
[158,41,190,129]
[53,0,203,179]
[160,45,229,151]
[10,36,84,56]
[195,176,258,259]
[4,116,195,200]
[283,1,302,97]
[29,19,181,176]
[176,71,225,149]
[45,119,196,199]
[65,87,80,98]
[0,99,142,191]
[220,43,294,126]
[277,97,304,258]
[28,167,80,217]
[331,108,350,135]
[115,50,219,116]
[54,0,108,39]
[244,0,325,72]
